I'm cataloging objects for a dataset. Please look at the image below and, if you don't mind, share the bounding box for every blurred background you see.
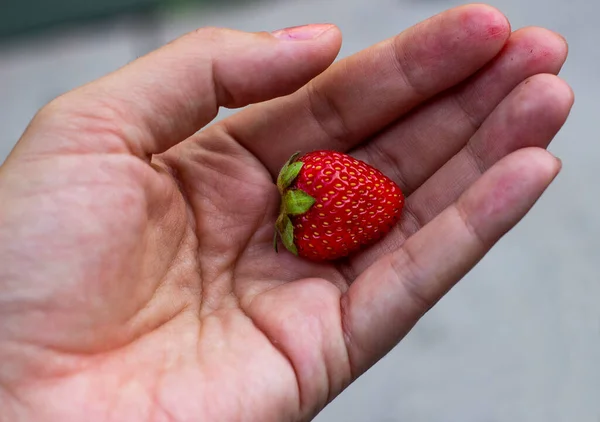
[1,0,598,421]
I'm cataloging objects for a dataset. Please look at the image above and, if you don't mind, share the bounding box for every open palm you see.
[0,5,573,421]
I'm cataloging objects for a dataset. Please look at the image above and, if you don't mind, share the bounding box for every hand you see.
[0,4,573,421]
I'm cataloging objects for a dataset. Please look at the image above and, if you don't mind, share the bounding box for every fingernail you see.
[272,24,334,40]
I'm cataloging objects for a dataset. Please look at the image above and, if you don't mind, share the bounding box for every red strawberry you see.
[274,150,404,261]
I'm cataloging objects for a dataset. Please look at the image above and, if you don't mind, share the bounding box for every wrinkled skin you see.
[0,5,573,422]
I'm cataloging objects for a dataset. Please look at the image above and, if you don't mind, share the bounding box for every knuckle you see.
[305,81,350,148]
[30,91,135,155]
[190,26,222,43]
[33,95,70,127]
[390,249,433,313]
[389,38,426,98]
[455,203,487,248]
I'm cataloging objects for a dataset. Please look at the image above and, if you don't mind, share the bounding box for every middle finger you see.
[352,27,568,197]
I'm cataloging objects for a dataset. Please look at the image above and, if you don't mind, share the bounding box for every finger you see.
[401,74,574,234]
[18,25,342,158]
[347,73,573,274]
[340,147,562,376]
[225,4,510,176]
[353,27,568,195]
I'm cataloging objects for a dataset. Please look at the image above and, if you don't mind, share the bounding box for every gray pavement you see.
[1,0,598,420]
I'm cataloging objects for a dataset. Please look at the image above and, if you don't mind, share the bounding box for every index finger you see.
[225,4,511,176]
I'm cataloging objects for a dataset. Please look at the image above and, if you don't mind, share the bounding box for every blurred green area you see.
[1,0,204,40]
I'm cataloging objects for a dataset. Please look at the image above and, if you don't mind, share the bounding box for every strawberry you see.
[274,150,404,261]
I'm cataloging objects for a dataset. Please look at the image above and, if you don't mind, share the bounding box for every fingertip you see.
[454,3,511,42]
[516,148,564,200]
[524,147,563,179]
[389,4,512,98]
[459,147,562,240]
[318,24,343,51]
[268,23,342,57]
[499,74,574,147]
[521,73,575,119]
[271,23,339,41]
[302,23,343,60]
[557,76,575,108]
[499,147,562,188]
[559,32,569,56]
[510,27,570,74]
[553,154,563,173]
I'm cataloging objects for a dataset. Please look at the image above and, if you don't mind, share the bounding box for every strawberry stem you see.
[276,151,302,193]
[273,151,314,256]
[275,214,298,255]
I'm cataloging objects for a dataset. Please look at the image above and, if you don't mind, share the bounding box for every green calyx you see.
[276,151,302,191]
[273,152,316,256]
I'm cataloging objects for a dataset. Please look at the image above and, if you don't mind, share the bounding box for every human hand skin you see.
[0,4,573,421]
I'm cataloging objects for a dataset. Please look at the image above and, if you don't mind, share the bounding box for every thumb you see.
[18,24,342,158]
